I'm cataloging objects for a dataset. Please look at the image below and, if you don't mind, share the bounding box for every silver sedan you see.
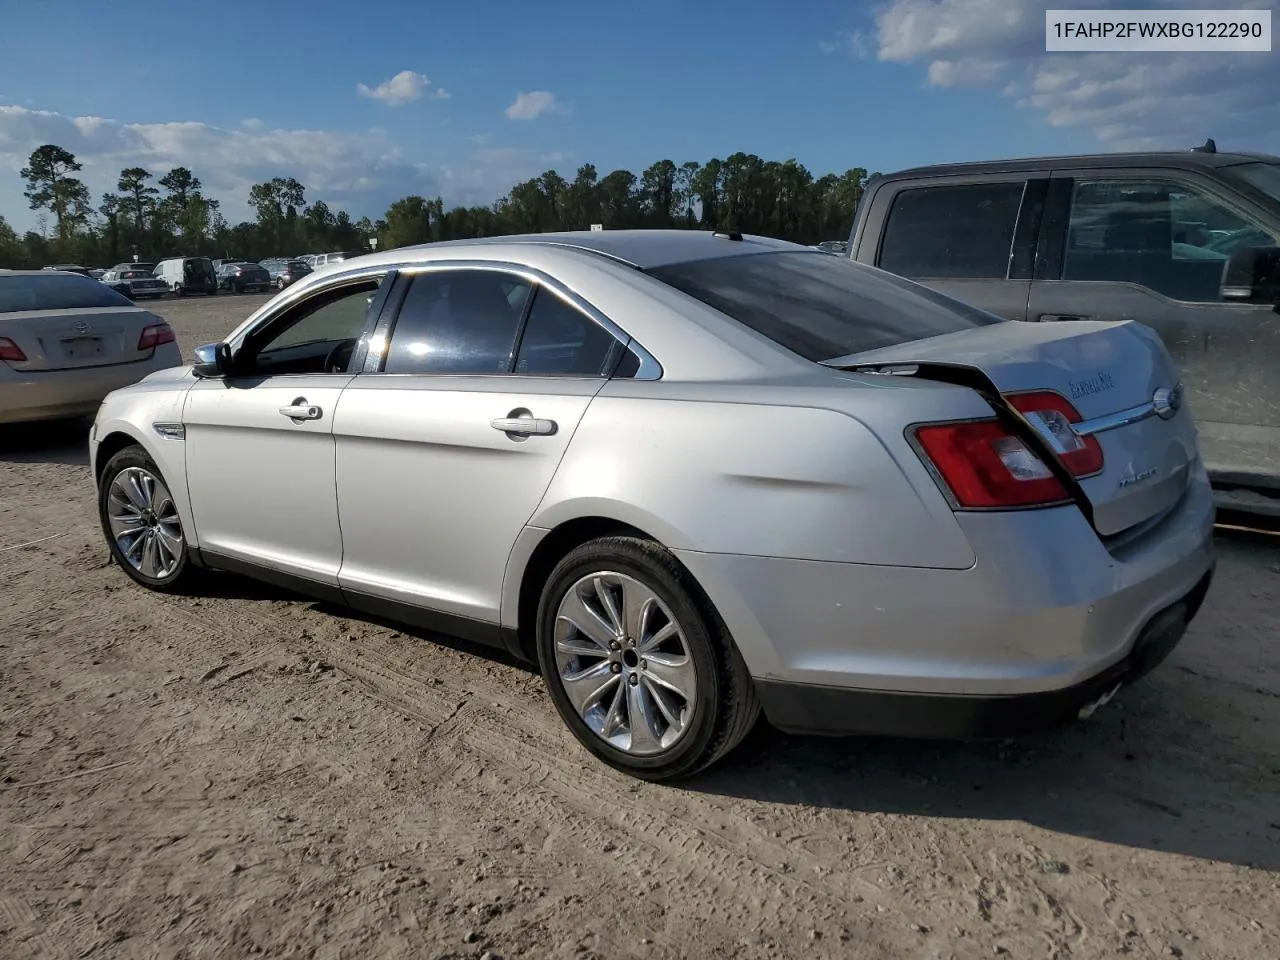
[1,270,182,424]
[88,231,1215,780]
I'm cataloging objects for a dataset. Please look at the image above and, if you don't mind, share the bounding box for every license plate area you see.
[62,336,104,359]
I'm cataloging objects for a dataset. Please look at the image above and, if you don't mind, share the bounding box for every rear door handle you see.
[491,416,557,437]
[1038,313,1090,323]
[279,398,323,421]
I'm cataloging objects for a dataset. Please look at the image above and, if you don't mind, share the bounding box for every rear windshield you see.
[0,274,134,312]
[645,251,1004,363]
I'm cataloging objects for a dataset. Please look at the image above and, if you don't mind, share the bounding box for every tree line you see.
[0,143,871,268]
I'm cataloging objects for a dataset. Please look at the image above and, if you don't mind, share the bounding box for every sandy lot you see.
[2,294,1278,960]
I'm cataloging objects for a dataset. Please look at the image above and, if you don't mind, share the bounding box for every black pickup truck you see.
[846,145,1280,515]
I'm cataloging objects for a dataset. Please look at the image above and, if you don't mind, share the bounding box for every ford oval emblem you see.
[73,320,91,336]
[1152,384,1182,420]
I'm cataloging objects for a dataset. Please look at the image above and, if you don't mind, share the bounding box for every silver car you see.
[88,231,1216,780]
[1,270,182,425]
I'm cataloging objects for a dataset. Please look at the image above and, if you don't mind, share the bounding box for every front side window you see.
[383,269,532,375]
[646,251,1004,363]
[514,287,621,377]
[1063,179,1280,302]
[239,278,383,374]
[0,273,133,312]
[878,181,1026,280]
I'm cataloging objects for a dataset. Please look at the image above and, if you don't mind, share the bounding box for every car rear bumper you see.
[752,565,1213,737]
[673,461,1216,735]
[0,346,183,424]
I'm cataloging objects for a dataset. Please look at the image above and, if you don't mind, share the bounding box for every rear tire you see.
[97,445,196,593]
[536,536,760,781]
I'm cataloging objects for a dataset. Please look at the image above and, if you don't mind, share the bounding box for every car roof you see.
[391,229,805,269]
[878,149,1280,181]
[5,269,94,277]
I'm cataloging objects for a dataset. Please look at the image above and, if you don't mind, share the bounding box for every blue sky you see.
[1,0,1276,231]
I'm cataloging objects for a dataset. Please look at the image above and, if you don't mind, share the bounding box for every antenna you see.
[1191,138,1217,154]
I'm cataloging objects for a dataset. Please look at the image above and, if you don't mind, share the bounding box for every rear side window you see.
[514,287,620,377]
[0,274,134,312]
[878,182,1026,279]
[646,251,1004,363]
[384,269,532,375]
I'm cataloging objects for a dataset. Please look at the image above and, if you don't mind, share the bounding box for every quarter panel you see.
[531,386,979,569]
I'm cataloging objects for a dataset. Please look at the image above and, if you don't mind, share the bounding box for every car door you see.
[855,173,1044,321]
[332,264,632,639]
[182,271,393,590]
[1029,169,1280,488]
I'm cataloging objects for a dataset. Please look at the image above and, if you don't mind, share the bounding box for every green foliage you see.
[1,144,871,269]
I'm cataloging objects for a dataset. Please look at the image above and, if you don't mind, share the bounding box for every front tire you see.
[98,445,195,593]
[536,536,759,781]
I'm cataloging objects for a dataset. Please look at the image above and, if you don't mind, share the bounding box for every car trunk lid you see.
[0,307,165,371]
[826,319,1197,536]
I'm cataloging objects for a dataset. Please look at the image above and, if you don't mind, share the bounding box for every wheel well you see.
[94,430,143,484]
[514,516,653,662]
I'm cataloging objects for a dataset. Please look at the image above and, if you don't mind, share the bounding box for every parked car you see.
[41,264,91,276]
[1,270,181,424]
[101,262,167,300]
[90,230,1215,779]
[847,147,1280,516]
[261,258,313,289]
[88,268,107,280]
[813,240,848,255]
[154,257,218,297]
[310,250,367,270]
[215,260,272,293]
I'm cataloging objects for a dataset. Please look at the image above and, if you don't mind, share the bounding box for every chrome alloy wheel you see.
[107,466,185,579]
[553,572,698,756]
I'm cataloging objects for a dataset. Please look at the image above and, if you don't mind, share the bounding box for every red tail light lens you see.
[913,419,1070,509]
[1006,391,1104,478]
[137,322,175,351]
[0,337,27,362]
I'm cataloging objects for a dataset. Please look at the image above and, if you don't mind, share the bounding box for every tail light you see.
[912,392,1104,510]
[138,322,176,350]
[1006,391,1104,478]
[0,337,27,362]
[913,420,1069,508]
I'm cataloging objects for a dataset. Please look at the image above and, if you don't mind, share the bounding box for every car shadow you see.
[183,570,532,672]
[174,530,1278,872]
[0,418,91,466]
[688,529,1280,873]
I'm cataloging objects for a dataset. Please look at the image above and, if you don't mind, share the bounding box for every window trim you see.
[1038,168,1280,300]
[360,259,662,381]
[874,176,1031,281]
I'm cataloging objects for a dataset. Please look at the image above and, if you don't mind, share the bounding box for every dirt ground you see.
[2,294,1278,960]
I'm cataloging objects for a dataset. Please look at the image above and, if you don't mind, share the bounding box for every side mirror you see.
[192,341,233,378]
[1221,246,1280,304]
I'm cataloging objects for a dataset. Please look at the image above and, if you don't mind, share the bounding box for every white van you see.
[153,257,218,297]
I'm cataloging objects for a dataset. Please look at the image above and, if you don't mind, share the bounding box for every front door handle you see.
[1038,313,1090,323]
[491,415,558,437]
[279,398,323,421]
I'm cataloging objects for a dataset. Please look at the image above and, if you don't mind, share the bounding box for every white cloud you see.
[240,117,264,131]
[356,70,449,106]
[504,91,565,121]
[0,104,441,227]
[862,0,1280,151]
[820,29,869,58]
[0,104,571,231]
